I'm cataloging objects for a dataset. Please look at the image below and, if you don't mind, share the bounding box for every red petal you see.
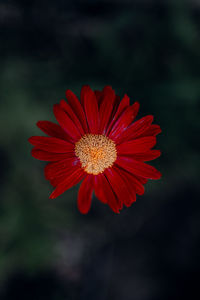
[50,168,85,199]
[45,158,79,180]
[112,95,121,113]
[81,85,99,133]
[60,100,85,135]
[94,90,104,106]
[50,173,69,187]
[117,137,156,155]
[31,148,74,161]
[78,175,93,214]
[104,167,133,208]
[116,115,154,144]
[108,102,140,141]
[131,150,161,161]
[28,136,74,153]
[106,94,130,135]
[99,86,116,134]
[53,104,81,141]
[65,89,88,133]
[115,94,130,115]
[37,121,70,141]
[94,174,120,213]
[134,175,148,185]
[115,167,137,206]
[114,165,145,195]
[109,95,121,124]
[95,86,118,111]
[49,164,81,187]
[141,124,162,137]
[116,156,162,179]
[93,175,107,204]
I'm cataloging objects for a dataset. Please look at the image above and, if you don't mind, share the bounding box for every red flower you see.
[28,86,161,214]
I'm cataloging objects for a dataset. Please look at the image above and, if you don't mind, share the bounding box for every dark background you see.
[0,0,199,299]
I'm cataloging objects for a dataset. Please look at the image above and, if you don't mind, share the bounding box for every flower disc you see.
[75,134,117,175]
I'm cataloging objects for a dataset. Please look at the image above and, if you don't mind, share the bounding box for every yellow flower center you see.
[75,134,117,175]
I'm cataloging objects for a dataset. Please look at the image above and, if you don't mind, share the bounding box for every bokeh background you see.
[0,0,199,299]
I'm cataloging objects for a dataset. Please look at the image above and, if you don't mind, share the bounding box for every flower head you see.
[28,86,162,214]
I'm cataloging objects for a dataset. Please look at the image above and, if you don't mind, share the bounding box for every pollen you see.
[75,134,117,175]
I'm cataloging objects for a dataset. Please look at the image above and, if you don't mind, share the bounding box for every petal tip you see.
[49,192,56,199]
[154,170,162,180]
[78,208,89,215]
[28,136,35,145]
[36,121,42,128]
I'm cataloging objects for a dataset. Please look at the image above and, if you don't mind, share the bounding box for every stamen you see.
[75,134,117,175]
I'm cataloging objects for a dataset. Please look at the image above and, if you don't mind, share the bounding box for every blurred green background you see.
[0,0,199,299]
